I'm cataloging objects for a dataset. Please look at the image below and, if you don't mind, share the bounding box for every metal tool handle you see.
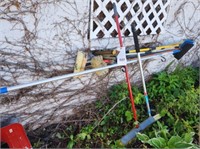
[113,2,138,122]
[131,24,152,117]
[113,2,123,47]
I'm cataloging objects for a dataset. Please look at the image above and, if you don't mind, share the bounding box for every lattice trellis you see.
[89,0,171,39]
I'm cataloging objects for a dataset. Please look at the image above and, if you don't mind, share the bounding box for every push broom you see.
[119,25,161,145]
[120,32,194,145]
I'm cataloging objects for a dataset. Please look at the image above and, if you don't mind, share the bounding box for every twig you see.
[93,97,127,130]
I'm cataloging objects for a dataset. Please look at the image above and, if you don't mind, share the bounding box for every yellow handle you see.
[129,43,180,53]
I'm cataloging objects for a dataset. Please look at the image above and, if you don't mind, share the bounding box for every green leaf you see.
[160,109,168,117]
[125,111,133,122]
[87,134,91,140]
[184,132,195,143]
[56,132,63,139]
[147,137,166,148]
[174,142,193,148]
[135,93,143,104]
[67,140,74,149]
[136,133,149,143]
[77,132,87,140]
[103,126,107,132]
[114,140,125,148]
[97,132,104,138]
[168,136,182,147]
[70,134,74,140]
[100,119,106,126]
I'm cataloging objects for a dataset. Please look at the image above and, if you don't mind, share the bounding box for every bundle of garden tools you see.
[73,39,193,77]
[0,2,195,149]
[112,2,194,146]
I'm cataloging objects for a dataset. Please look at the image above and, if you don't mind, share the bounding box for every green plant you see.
[64,66,199,148]
[67,135,75,149]
[137,121,199,148]
[147,67,199,100]
[55,132,65,139]
[147,67,199,135]
[108,83,144,105]
[137,131,198,148]
[69,83,144,148]
[32,139,43,148]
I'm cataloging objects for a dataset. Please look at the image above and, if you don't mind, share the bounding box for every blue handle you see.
[144,95,151,116]
[180,39,194,48]
[173,39,194,60]
[173,50,180,54]
[0,87,8,94]
[120,116,157,145]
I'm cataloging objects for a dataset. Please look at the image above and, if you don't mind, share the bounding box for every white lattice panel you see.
[89,0,171,39]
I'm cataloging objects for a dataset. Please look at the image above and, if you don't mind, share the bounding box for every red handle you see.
[113,2,138,122]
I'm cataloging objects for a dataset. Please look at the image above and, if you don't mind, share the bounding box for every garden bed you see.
[28,66,200,148]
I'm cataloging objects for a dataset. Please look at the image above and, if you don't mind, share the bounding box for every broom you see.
[119,25,161,146]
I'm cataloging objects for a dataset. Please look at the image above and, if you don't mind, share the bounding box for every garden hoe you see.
[119,25,161,146]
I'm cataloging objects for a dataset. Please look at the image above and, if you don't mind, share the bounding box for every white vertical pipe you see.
[137,53,147,93]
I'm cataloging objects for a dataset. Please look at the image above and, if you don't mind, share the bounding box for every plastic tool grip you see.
[173,39,194,60]
[131,25,140,53]
[0,87,8,94]
[120,114,161,145]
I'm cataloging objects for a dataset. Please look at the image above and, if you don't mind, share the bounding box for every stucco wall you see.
[0,0,199,130]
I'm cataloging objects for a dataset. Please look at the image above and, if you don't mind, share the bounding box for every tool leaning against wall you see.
[111,1,195,146]
[121,38,194,145]
[0,41,195,94]
[112,2,138,126]
[119,24,162,146]
[77,41,190,68]
[0,1,195,148]
[0,39,193,149]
